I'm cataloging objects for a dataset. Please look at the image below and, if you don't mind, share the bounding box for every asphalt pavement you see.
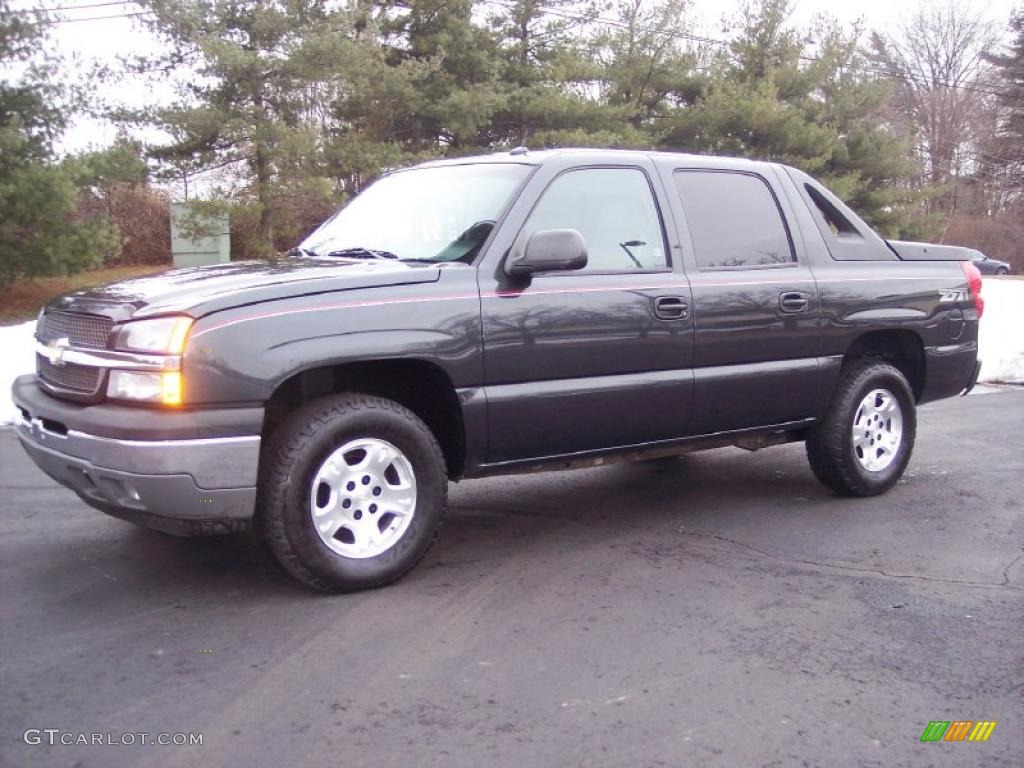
[1,387,1022,768]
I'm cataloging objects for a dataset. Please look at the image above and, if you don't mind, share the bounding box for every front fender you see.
[180,270,483,406]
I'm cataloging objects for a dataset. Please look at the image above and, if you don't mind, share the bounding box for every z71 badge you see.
[939,288,968,303]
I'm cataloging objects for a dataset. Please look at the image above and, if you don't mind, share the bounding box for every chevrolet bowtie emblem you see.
[44,337,71,367]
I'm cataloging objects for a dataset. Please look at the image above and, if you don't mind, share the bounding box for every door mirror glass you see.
[505,229,588,276]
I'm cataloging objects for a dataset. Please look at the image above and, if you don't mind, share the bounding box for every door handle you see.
[779,291,810,314]
[653,296,688,320]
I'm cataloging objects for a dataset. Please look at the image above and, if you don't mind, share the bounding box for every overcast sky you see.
[695,0,1017,28]
[9,0,1021,155]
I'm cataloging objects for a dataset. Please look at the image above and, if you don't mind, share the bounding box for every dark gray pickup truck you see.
[12,149,983,591]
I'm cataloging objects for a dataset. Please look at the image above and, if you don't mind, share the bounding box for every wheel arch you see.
[263,358,466,479]
[841,329,926,402]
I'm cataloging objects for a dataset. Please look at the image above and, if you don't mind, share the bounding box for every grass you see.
[1,264,169,325]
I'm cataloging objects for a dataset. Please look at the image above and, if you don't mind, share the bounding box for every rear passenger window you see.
[674,171,795,269]
[520,168,668,272]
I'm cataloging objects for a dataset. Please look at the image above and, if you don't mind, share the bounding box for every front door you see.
[479,161,695,464]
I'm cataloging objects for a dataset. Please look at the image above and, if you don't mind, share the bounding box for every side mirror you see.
[505,229,588,277]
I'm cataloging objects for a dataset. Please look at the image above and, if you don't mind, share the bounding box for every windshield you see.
[301,163,532,262]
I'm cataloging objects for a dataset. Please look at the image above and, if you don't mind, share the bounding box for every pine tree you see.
[665,0,927,237]
[124,0,356,255]
[594,0,701,141]
[0,1,120,285]
[106,0,939,255]
[987,11,1024,193]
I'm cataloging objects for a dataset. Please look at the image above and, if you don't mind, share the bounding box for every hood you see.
[46,257,443,321]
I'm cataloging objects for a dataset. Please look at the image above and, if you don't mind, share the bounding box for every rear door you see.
[657,161,822,434]
[478,157,695,464]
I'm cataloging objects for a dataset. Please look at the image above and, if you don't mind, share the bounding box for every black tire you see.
[257,393,447,592]
[996,267,1009,276]
[806,360,916,497]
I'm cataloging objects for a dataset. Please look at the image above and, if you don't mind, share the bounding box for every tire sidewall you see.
[839,366,916,493]
[279,403,445,589]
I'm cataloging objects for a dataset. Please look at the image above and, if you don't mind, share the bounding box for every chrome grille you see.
[36,311,113,349]
[36,354,102,393]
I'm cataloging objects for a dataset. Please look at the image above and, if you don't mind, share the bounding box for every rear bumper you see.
[920,342,980,404]
[12,375,261,536]
[961,359,983,396]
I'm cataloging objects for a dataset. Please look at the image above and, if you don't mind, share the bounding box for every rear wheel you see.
[806,361,916,497]
[996,267,1009,275]
[258,393,447,592]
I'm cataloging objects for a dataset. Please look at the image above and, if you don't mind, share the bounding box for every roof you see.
[413,147,777,172]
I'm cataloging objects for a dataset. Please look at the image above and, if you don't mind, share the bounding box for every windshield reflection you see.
[302,163,532,263]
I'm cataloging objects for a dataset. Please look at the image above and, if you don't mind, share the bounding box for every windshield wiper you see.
[283,246,319,258]
[284,245,401,261]
[619,240,644,269]
[323,247,401,261]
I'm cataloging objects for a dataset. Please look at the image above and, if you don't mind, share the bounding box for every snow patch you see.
[0,321,37,426]
[0,277,1021,426]
[978,278,1024,385]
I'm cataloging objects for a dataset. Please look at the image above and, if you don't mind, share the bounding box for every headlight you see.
[114,316,193,354]
[109,316,191,406]
[107,371,183,406]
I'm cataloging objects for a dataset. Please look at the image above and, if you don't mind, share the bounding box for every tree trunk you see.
[518,3,531,144]
[254,139,274,256]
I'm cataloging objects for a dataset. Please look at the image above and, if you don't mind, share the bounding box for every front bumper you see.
[12,376,262,536]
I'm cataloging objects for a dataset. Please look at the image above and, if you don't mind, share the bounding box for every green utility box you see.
[170,202,230,268]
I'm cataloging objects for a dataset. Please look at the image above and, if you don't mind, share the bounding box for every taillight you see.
[960,261,984,318]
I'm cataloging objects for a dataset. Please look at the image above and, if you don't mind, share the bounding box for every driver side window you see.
[519,168,668,272]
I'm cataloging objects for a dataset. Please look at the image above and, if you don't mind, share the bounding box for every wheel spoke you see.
[322,460,345,480]
[347,519,369,547]
[378,483,415,515]
[315,505,346,537]
[879,431,899,454]
[854,405,868,428]
[369,443,397,474]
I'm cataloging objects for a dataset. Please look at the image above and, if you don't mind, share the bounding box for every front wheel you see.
[257,393,447,592]
[806,361,916,497]
[996,267,1009,275]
